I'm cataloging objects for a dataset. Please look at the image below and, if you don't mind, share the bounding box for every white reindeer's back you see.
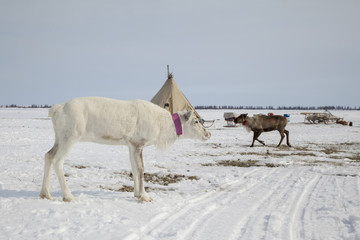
[50,97,173,147]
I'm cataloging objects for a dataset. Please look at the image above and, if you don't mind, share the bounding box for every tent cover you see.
[151,73,202,120]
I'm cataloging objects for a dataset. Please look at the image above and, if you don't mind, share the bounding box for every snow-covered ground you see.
[1,108,359,240]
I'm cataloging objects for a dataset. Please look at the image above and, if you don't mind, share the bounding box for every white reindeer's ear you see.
[184,110,193,122]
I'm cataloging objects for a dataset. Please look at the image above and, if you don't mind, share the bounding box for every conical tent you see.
[151,72,202,120]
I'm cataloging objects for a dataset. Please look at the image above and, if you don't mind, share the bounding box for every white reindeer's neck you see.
[154,113,179,150]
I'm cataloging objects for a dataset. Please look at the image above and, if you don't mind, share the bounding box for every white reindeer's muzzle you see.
[203,130,211,140]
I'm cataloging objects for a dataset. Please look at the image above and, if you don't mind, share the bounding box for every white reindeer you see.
[40,97,211,202]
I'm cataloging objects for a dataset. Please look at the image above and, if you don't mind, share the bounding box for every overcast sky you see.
[1,0,359,107]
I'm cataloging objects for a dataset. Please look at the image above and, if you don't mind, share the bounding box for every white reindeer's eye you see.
[194,120,199,124]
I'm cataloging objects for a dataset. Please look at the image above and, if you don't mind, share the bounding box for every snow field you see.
[0,108,359,240]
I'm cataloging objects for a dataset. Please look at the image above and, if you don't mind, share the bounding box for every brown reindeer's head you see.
[234,114,248,124]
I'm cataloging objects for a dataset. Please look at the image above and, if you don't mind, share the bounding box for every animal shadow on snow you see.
[0,189,38,199]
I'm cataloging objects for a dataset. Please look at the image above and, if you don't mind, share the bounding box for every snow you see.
[1,108,360,240]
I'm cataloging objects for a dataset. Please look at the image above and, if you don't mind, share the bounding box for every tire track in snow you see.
[227,168,301,240]
[164,167,308,240]
[144,167,289,240]
[182,168,297,240]
[145,168,265,240]
[296,173,360,240]
[221,168,325,240]
[176,168,280,240]
[288,173,321,240]
[123,168,268,240]
[297,174,344,240]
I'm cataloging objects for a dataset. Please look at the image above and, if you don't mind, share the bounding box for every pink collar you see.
[243,120,247,126]
[172,113,183,136]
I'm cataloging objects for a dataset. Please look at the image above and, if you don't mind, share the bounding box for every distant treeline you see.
[0,104,52,108]
[1,104,359,110]
[195,105,360,110]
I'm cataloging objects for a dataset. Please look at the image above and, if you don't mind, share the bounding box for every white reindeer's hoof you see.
[62,194,75,202]
[40,193,53,200]
[137,193,152,202]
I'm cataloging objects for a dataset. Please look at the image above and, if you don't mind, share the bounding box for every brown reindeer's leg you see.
[251,132,257,147]
[277,130,285,147]
[251,131,264,147]
[284,129,291,147]
[255,131,265,146]
[256,133,265,146]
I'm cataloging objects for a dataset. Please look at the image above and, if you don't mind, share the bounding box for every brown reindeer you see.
[234,114,291,147]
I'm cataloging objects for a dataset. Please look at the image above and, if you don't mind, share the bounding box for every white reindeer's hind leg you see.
[40,144,57,200]
[54,139,79,202]
[41,138,77,202]
[128,143,152,202]
[42,135,78,202]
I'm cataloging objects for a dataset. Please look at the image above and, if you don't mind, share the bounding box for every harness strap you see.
[172,113,183,136]
[243,120,247,126]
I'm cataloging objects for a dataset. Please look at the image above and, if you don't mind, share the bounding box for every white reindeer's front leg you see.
[128,144,152,202]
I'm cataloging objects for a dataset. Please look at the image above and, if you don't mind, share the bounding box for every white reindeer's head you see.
[178,110,211,141]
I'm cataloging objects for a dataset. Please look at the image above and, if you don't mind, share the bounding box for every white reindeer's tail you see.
[45,104,63,161]
[48,104,62,118]
[48,104,62,128]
